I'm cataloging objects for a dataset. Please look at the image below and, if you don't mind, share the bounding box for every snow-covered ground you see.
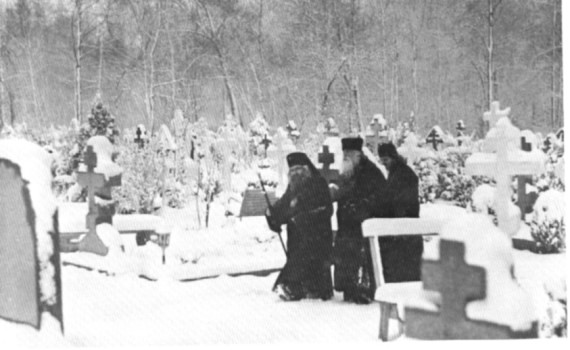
[2,202,566,346]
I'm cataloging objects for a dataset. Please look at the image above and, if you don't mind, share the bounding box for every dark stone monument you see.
[0,153,63,332]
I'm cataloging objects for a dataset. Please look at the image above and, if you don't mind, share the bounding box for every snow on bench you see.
[361,217,446,341]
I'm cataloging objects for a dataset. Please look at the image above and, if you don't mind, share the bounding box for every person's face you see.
[379,156,394,170]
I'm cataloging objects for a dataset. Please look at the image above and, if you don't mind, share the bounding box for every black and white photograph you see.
[0,0,567,346]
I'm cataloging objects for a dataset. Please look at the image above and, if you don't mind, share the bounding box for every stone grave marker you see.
[425,127,444,150]
[465,115,545,236]
[0,139,63,332]
[405,215,538,340]
[483,101,511,129]
[317,145,339,184]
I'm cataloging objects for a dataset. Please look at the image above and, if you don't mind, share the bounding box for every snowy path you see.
[62,267,379,346]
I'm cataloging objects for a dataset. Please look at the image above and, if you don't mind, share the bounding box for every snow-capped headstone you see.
[323,117,340,137]
[239,188,278,217]
[465,116,546,236]
[425,126,444,150]
[483,101,511,129]
[158,124,177,153]
[405,214,538,340]
[0,139,63,332]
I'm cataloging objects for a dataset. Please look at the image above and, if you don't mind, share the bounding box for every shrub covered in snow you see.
[413,151,489,207]
[529,189,566,253]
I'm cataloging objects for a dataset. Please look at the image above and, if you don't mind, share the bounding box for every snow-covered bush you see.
[413,151,489,207]
[539,280,567,338]
[529,189,565,253]
[247,113,271,156]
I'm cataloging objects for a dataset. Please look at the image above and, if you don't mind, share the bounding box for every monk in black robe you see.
[266,152,334,301]
[376,142,423,282]
[331,137,387,304]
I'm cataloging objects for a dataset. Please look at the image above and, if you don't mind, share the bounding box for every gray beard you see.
[289,172,310,193]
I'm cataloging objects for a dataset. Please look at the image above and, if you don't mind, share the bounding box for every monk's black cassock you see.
[268,152,334,299]
[333,137,387,302]
[376,143,423,282]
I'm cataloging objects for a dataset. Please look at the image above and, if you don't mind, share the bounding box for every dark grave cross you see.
[405,240,521,339]
[542,137,552,153]
[134,127,144,148]
[516,137,537,219]
[426,129,443,150]
[76,146,108,255]
[318,145,339,184]
[260,134,272,158]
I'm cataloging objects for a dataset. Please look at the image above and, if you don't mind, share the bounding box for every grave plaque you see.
[239,189,278,217]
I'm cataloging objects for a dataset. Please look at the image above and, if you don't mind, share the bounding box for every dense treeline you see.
[0,0,563,138]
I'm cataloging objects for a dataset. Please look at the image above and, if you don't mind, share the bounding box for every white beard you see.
[340,158,355,179]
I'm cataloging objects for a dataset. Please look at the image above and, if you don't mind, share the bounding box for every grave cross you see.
[134,128,144,148]
[466,119,543,235]
[318,145,339,184]
[556,128,564,143]
[77,146,106,232]
[426,129,443,150]
[260,134,272,158]
[406,240,488,339]
[483,101,511,129]
[406,240,514,339]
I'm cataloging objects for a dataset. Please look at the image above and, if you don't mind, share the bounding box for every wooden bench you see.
[362,218,445,341]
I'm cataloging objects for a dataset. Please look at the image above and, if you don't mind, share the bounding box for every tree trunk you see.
[0,59,7,130]
[26,37,40,123]
[487,0,494,109]
[97,23,104,96]
[75,0,82,123]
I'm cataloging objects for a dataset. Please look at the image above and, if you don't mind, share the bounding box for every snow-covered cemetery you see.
[0,0,567,347]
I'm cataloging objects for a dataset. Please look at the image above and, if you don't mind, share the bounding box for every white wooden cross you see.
[483,101,511,129]
[465,117,545,235]
[270,129,295,189]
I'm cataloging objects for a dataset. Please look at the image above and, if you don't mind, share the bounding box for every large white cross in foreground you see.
[465,116,545,235]
[483,101,511,129]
